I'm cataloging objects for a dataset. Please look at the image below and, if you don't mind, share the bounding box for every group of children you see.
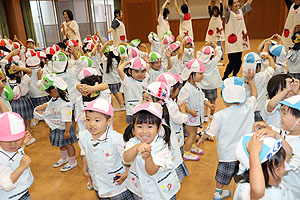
[0,1,300,200]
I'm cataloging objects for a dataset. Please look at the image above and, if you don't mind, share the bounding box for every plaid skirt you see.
[202,88,218,102]
[96,189,133,200]
[175,161,189,182]
[288,72,300,80]
[49,126,77,147]
[215,161,239,185]
[108,82,121,94]
[30,96,50,108]
[11,94,34,121]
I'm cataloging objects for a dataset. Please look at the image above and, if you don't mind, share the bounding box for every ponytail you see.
[161,124,171,148]
[123,124,134,142]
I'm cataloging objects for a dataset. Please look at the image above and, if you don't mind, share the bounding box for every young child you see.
[182,36,195,64]
[174,0,193,38]
[118,57,147,124]
[168,39,184,74]
[287,31,300,79]
[100,41,124,111]
[123,102,180,199]
[242,51,276,122]
[234,132,294,199]
[198,71,257,200]
[0,73,13,112]
[269,44,287,74]
[77,98,132,199]
[147,52,170,84]
[260,75,299,129]
[36,74,78,172]
[198,42,222,122]
[206,0,225,60]
[178,58,213,161]
[0,112,34,199]
[148,32,160,54]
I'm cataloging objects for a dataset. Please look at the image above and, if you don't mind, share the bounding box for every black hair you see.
[5,63,21,83]
[182,72,196,86]
[236,147,286,188]
[0,46,11,53]
[86,110,111,120]
[123,110,171,147]
[287,106,300,118]
[149,95,170,127]
[171,81,182,100]
[114,9,122,18]
[57,42,67,51]
[105,51,121,73]
[45,86,70,102]
[212,6,220,15]
[63,9,74,21]
[181,4,189,14]
[47,54,53,61]
[80,75,102,102]
[229,0,241,7]
[82,43,88,54]
[163,8,170,20]
[267,74,292,99]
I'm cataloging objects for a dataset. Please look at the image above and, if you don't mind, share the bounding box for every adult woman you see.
[60,9,82,47]
[222,0,253,80]
[157,0,171,43]
[107,9,127,45]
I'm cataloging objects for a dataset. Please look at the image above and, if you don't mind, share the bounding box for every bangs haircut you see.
[133,110,161,126]
[86,110,111,120]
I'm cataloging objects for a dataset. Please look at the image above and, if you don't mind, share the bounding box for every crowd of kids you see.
[0,0,300,199]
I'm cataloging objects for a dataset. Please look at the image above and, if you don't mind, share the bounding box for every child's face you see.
[280,105,299,131]
[134,121,160,144]
[150,61,162,71]
[267,160,285,187]
[85,111,112,136]
[185,43,192,48]
[130,69,146,81]
[0,138,23,152]
[26,42,34,49]
[171,86,179,99]
[295,0,300,5]
[142,92,153,103]
[193,72,204,82]
[213,9,219,17]
[171,50,178,57]
[232,0,241,11]
[48,88,60,98]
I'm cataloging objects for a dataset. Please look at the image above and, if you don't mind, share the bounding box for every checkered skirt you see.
[11,94,34,121]
[202,88,218,102]
[49,126,77,147]
[30,96,50,108]
[175,162,189,182]
[108,82,121,94]
[215,161,239,185]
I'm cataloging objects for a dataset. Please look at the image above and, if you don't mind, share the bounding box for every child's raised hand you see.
[165,48,171,58]
[106,40,114,46]
[137,143,151,153]
[253,121,270,132]
[143,54,150,63]
[246,133,263,157]
[179,102,188,114]
[10,65,21,72]
[19,155,31,169]
[11,49,20,56]
[141,148,151,159]
[255,128,281,140]
[114,172,128,185]
[82,85,96,95]
[291,78,300,95]
[23,131,33,146]
[286,78,294,92]
[245,68,255,81]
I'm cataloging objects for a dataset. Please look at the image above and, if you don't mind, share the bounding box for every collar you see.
[90,127,110,147]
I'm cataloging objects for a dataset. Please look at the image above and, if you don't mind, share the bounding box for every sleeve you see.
[0,59,8,70]
[21,74,31,85]
[224,6,231,24]
[179,13,184,20]
[124,139,137,152]
[219,3,223,17]
[0,165,16,191]
[205,117,219,137]
[261,99,278,117]
[208,6,213,17]
[111,19,120,29]
[168,101,188,125]
[241,2,252,16]
[260,67,275,83]
[123,74,130,86]
[61,104,73,122]
[214,46,222,62]
[117,137,126,158]
[177,89,190,105]
[287,49,297,63]
[246,96,257,111]
[71,21,79,32]
[152,145,174,170]
[78,136,86,156]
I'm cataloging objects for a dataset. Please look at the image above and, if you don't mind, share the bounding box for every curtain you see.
[0,0,10,38]
[20,0,37,41]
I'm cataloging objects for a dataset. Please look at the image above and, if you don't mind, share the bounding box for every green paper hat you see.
[80,56,93,67]
[3,86,14,101]
[40,73,67,91]
[150,52,162,62]
[130,39,141,48]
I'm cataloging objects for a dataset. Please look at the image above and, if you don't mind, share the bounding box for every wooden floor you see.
[27,39,263,200]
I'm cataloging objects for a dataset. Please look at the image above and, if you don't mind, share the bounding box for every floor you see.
[27,39,263,200]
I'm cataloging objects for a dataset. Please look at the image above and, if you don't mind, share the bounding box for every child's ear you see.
[107,117,113,126]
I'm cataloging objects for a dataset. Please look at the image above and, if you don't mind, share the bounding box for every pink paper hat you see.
[93,35,100,42]
[12,42,21,50]
[145,81,170,101]
[66,39,78,47]
[78,67,99,80]
[51,44,60,52]
[128,47,140,59]
[129,57,146,70]
[133,102,162,120]
[86,42,95,51]
[169,43,180,52]
[45,47,56,55]
[163,35,175,45]
[181,58,206,81]
[156,72,180,87]
[184,36,193,44]
[37,51,47,59]
[25,49,37,59]
[0,112,25,142]
[199,46,215,64]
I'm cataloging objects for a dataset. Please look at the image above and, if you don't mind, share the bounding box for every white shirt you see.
[288,49,300,74]
[7,74,31,99]
[101,55,121,84]
[260,100,282,129]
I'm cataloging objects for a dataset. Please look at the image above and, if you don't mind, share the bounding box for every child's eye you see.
[95,119,101,123]
[86,118,90,121]
[137,125,143,129]
[148,125,153,128]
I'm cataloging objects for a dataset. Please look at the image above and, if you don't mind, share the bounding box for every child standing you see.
[123,103,180,200]
[147,52,170,84]
[182,36,195,64]
[198,71,257,200]
[36,74,78,172]
[174,0,193,38]
[287,31,300,79]
[78,98,132,199]
[118,57,147,124]
[148,32,160,54]
[178,58,213,161]
[0,112,34,199]
[198,42,222,122]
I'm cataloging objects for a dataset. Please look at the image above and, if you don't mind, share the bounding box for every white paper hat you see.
[221,77,246,104]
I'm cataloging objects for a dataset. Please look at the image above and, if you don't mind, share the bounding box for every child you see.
[198,42,222,122]
[242,51,276,122]
[148,32,160,54]
[78,98,132,199]
[178,58,213,161]
[260,75,299,129]
[174,0,193,38]
[234,132,294,199]
[182,36,195,64]
[0,112,34,199]
[198,71,257,200]
[118,57,147,124]
[4,62,34,135]
[269,44,287,74]
[206,0,225,60]
[0,73,13,112]
[36,74,78,172]
[123,102,180,199]
[168,39,184,74]
[147,52,170,84]
[287,31,300,79]
[100,40,124,111]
